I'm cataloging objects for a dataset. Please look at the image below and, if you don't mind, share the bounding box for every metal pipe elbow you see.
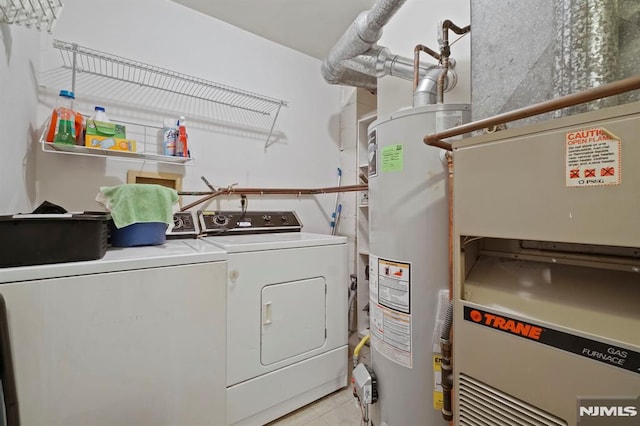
[413,65,458,107]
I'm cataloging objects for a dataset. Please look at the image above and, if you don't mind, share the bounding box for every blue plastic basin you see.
[110,222,167,247]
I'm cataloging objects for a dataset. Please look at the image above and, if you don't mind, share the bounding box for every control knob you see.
[214,215,228,226]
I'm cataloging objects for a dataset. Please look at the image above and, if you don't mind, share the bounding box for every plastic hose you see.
[441,301,454,340]
[354,334,370,358]
[353,333,370,367]
[441,301,454,421]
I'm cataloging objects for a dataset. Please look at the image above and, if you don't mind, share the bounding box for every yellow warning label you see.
[433,354,443,410]
[434,355,442,370]
[434,391,443,410]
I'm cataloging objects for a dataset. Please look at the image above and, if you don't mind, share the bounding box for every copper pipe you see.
[178,184,368,211]
[310,184,368,194]
[442,20,471,38]
[424,74,640,151]
[180,190,225,212]
[447,156,455,426]
[437,21,470,104]
[413,44,441,91]
[428,139,457,151]
[447,154,453,298]
[445,139,458,426]
[437,58,449,104]
[444,147,457,426]
[438,20,471,59]
[179,184,367,196]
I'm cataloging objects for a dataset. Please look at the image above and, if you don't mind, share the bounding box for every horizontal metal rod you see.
[423,74,640,150]
[179,184,368,211]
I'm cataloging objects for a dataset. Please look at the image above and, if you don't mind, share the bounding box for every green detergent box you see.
[85,120,126,139]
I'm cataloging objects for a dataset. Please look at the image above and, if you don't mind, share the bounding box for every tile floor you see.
[267,386,363,426]
[267,332,370,426]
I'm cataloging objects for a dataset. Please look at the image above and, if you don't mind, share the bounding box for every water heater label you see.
[566,127,621,187]
[369,255,413,368]
[368,129,378,178]
[464,306,640,375]
[377,258,410,313]
[381,144,404,173]
[433,355,443,410]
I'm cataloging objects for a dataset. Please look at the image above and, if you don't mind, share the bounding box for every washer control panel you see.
[166,211,199,238]
[198,211,302,234]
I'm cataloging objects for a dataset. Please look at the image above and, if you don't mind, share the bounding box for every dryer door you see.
[261,278,326,365]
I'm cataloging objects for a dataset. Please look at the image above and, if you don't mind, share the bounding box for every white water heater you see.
[367,104,470,426]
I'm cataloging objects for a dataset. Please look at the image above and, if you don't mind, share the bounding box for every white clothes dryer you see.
[199,211,348,426]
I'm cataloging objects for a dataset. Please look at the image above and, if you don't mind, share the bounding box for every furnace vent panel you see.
[459,374,567,426]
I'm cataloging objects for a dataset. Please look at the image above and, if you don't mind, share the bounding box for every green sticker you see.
[381,144,404,172]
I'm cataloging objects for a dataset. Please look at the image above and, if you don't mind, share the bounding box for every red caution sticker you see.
[565,127,621,187]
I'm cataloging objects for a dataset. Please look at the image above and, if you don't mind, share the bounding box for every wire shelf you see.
[53,39,287,116]
[38,116,194,166]
[50,39,287,146]
[0,0,63,32]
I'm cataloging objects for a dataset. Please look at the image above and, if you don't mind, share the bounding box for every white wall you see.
[0,25,41,214]
[378,0,471,115]
[32,0,343,234]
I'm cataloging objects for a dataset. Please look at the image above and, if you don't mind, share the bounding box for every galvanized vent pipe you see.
[553,0,620,115]
[321,0,461,103]
[344,45,442,81]
[321,0,408,90]
[321,0,455,94]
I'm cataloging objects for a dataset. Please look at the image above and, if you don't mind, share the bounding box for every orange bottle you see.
[75,111,84,145]
[45,90,80,145]
[176,116,189,157]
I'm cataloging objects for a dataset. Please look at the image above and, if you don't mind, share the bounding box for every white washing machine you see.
[199,211,349,426]
[0,239,228,426]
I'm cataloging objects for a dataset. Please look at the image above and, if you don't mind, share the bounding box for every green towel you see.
[98,184,178,229]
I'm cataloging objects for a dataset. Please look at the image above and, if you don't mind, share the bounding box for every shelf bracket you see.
[71,43,78,94]
[265,103,283,149]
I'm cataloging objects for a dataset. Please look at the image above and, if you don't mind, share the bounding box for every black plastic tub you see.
[0,212,110,268]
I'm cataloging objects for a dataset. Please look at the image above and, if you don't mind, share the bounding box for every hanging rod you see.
[179,184,368,212]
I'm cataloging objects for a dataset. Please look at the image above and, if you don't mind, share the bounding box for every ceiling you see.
[171,0,376,60]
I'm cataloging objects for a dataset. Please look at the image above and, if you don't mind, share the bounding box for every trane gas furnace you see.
[452,102,640,425]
